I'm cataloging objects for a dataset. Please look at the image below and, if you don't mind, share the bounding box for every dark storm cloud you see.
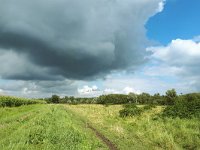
[0,0,163,80]
[0,79,78,97]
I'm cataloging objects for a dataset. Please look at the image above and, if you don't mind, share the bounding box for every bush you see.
[119,104,143,117]
[0,96,46,107]
[161,94,200,119]
[143,104,156,110]
[97,94,133,104]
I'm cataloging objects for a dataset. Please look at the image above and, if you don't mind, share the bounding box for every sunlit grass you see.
[1,103,199,150]
[65,104,200,150]
[0,104,107,150]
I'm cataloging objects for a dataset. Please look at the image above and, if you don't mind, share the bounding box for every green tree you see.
[165,89,177,105]
[152,93,164,105]
[138,93,151,104]
[129,92,138,104]
[51,95,60,103]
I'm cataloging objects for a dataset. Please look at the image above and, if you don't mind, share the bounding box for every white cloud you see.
[149,39,200,63]
[102,87,140,95]
[143,65,182,77]
[156,0,165,12]
[147,38,200,91]
[77,85,100,97]
[148,38,200,71]
[103,88,119,94]
[102,69,197,95]
[123,87,141,94]
[78,85,141,97]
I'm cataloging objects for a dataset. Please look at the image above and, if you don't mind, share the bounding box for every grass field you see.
[65,104,200,150]
[0,104,107,150]
[1,104,199,150]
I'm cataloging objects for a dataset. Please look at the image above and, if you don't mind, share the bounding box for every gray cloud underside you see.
[0,80,78,97]
[0,0,162,80]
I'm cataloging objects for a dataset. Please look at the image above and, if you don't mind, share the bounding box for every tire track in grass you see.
[63,105,118,150]
[87,123,118,150]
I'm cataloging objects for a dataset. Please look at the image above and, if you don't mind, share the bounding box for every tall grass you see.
[0,96,46,107]
[65,104,200,150]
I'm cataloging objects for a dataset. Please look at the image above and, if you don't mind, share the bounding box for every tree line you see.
[45,89,200,106]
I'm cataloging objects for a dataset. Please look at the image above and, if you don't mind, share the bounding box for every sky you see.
[0,0,200,97]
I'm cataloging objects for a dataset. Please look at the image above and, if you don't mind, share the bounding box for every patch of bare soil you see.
[87,123,118,150]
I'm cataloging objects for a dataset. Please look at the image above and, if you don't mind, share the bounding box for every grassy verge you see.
[65,104,200,150]
[0,104,107,150]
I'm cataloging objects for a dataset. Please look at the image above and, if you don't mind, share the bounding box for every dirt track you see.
[87,123,118,150]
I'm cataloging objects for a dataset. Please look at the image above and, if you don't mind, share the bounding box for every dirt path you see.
[87,123,118,150]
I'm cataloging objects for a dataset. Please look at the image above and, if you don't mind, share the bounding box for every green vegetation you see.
[0,96,46,107]
[66,104,200,150]
[119,104,143,117]
[119,104,156,117]
[165,88,177,105]
[45,89,193,106]
[97,94,132,104]
[0,104,107,150]
[1,90,200,149]
[162,93,200,119]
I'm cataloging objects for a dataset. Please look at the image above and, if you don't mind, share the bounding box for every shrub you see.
[0,96,46,107]
[143,104,156,110]
[161,94,200,119]
[119,104,143,117]
[97,94,132,104]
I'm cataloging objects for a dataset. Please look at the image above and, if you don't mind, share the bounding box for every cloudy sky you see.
[0,0,200,97]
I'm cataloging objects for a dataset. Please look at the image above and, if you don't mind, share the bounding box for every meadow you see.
[0,104,107,150]
[0,94,200,150]
[65,104,200,150]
